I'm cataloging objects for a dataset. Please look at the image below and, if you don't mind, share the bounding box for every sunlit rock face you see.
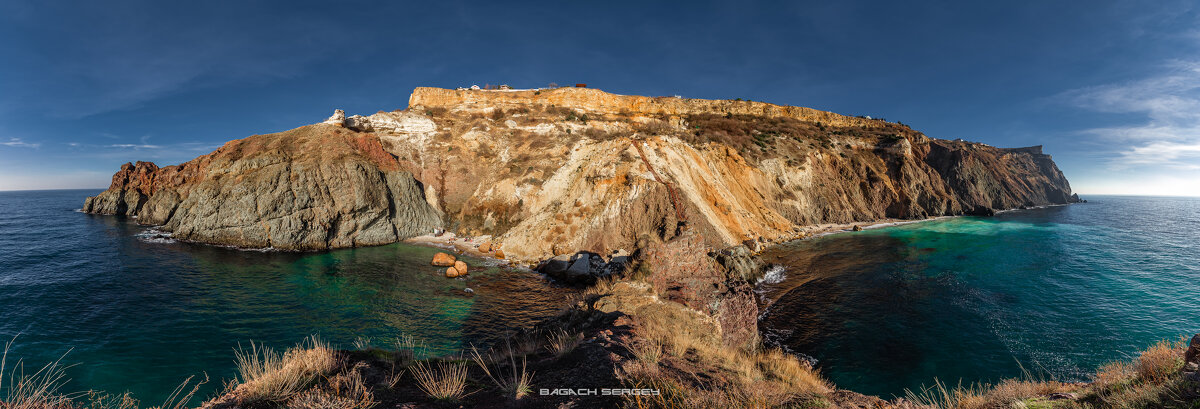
[86,87,1075,259]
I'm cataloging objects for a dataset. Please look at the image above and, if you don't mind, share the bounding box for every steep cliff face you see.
[84,125,441,250]
[85,87,1075,258]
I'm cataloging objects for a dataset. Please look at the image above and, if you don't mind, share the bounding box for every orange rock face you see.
[431,252,456,266]
[478,242,492,253]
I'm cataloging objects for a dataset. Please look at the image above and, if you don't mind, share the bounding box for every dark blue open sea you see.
[0,189,574,404]
[759,195,1200,397]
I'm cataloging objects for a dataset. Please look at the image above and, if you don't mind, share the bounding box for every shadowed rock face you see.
[84,125,441,250]
[85,87,1076,257]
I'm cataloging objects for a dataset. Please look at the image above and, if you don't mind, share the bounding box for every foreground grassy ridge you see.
[581,278,832,408]
[906,337,1198,409]
[2,278,1196,408]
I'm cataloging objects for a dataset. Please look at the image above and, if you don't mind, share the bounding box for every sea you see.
[758,195,1200,397]
[2,190,1197,402]
[0,189,575,404]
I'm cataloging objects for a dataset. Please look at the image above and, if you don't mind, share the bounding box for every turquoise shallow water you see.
[0,189,574,404]
[759,195,1200,397]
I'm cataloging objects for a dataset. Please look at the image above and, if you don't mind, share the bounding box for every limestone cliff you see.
[85,87,1076,258]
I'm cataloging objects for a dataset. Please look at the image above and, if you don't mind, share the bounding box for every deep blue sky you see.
[2,1,1199,195]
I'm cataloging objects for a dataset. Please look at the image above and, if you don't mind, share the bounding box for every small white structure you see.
[470,85,481,90]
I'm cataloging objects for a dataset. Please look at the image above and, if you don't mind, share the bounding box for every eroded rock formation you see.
[86,87,1076,259]
[84,125,440,250]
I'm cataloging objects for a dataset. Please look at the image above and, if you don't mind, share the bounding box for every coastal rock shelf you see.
[84,86,1078,260]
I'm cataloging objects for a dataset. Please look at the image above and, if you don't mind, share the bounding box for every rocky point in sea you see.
[78,86,1149,409]
[84,86,1079,268]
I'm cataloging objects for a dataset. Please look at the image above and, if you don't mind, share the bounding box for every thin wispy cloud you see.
[0,138,40,148]
[1061,60,1200,170]
[106,144,162,149]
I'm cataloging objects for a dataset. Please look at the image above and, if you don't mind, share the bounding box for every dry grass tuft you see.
[470,342,534,400]
[78,391,141,409]
[410,359,469,401]
[904,379,989,409]
[147,374,209,409]
[582,277,619,299]
[755,348,831,393]
[0,336,75,409]
[1095,360,1136,391]
[287,364,375,409]
[1,335,208,409]
[232,335,340,404]
[546,329,583,357]
[634,339,663,367]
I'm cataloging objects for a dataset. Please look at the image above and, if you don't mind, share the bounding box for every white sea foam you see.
[135,228,176,244]
[756,264,787,286]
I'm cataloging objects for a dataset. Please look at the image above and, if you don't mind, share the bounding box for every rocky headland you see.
[75,87,1116,409]
[84,86,1077,260]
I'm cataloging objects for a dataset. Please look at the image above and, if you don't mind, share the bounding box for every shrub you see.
[1135,338,1185,383]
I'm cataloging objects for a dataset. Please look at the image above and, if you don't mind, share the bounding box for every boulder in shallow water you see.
[453,260,469,276]
[494,249,505,259]
[852,225,863,231]
[445,267,460,278]
[432,252,456,266]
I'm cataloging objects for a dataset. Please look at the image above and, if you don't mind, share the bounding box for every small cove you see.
[757,195,1200,397]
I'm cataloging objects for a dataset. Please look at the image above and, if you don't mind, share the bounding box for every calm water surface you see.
[759,195,1200,397]
[0,189,574,403]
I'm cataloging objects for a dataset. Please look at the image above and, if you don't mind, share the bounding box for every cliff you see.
[84,125,440,250]
[84,87,1076,259]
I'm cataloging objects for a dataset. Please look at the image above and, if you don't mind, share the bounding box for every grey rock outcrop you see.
[83,125,441,250]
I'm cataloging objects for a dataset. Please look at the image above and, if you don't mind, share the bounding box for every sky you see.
[1,0,1199,196]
